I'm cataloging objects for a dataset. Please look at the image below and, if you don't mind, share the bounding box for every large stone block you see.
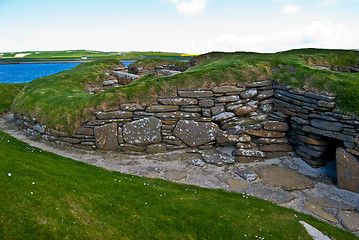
[240,89,258,99]
[311,119,344,132]
[234,106,252,116]
[211,85,245,94]
[120,103,146,111]
[178,90,214,98]
[259,144,294,152]
[263,121,289,132]
[173,120,220,147]
[232,149,266,158]
[123,117,162,146]
[158,98,198,106]
[94,123,118,150]
[302,126,354,142]
[246,130,285,138]
[212,112,235,121]
[336,148,359,193]
[146,105,179,113]
[95,111,133,120]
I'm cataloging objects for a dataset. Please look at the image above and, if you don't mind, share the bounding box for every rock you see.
[317,100,335,109]
[304,202,338,223]
[180,106,202,112]
[246,130,285,138]
[255,138,288,144]
[103,79,118,86]
[298,145,323,158]
[227,179,250,190]
[146,105,179,113]
[94,123,118,150]
[211,106,225,115]
[247,80,273,88]
[212,112,235,121]
[146,143,167,154]
[58,137,81,144]
[245,184,295,204]
[33,123,46,134]
[236,142,256,149]
[336,148,359,193]
[234,169,258,181]
[263,121,289,132]
[298,135,327,146]
[232,149,266,158]
[255,165,315,191]
[259,104,273,113]
[76,127,94,136]
[173,120,219,147]
[178,90,214,98]
[164,171,188,181]
[155,112,201,119]
[95,111,133,120]
[234,106,252,116]
[123,117,162,146]
[216,133,251,145]
[199,99,215,108]
[240,89,257,99]
[120,103,146,111]
[121,144,145,152]
[256,90,274,101]
[187,157,205,167]
[235,156,264,163]
[158,98,198,106]
[259,144,294,152]
[216,95,240,103]
[337,211,359,231]
[199,149,235,166]
[211,85,245,93]
[113,71,138,85]
[311,119,344,132]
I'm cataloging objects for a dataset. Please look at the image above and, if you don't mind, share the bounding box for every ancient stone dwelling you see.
[15,75,359,194]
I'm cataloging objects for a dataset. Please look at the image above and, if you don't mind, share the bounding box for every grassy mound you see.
[0,83,27,114]
[0,130,356,239]
[12,49,359,133]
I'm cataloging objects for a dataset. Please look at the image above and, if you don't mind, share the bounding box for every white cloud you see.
[169,0,207,16]
[321,0,338,5]
[281,4,301,14]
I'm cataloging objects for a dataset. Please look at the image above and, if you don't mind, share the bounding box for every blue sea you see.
[0,61,133,84]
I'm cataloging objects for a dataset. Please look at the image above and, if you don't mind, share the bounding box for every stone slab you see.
[227,179,250,191]
[336,148,359,193]
[304,202,338,223]
[337,211,359,232]
[123,117,162,146]
[245,184,295,204]
[94,123,118,150]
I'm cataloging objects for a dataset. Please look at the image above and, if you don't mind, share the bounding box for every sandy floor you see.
[1,113,358,236]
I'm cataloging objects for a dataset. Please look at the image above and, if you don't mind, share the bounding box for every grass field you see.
[0,83,27,114]
[0,130,357,239]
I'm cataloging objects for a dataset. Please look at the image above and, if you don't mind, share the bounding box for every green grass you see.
[0,83,27,114]
[11,48,359,133]
[0,130,356,240]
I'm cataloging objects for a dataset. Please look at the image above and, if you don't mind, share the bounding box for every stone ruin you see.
[15,79,359,194]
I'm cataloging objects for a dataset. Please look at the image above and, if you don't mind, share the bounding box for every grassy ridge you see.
[0,83,27,114]
[0,130,356,239]
[12,49,359,133]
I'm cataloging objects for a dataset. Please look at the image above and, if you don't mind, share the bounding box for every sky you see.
[0,0,358,54]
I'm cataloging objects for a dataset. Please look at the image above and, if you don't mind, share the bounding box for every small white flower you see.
[7,173,11,177]
[32,182,35,185]
[30,192,33,194]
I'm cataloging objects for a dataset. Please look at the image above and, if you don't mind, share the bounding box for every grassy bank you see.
[12,49,359,133]
[0,83,27,114]
[0,130,356,239]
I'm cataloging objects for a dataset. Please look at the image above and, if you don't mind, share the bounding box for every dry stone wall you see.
[14,80,359,193]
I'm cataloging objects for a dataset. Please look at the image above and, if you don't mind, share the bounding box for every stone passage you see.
[15,81,359,193]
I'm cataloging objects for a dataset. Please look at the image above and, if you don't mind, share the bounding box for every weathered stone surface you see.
[337,211,359,231]
[227,179,250,190]
[255,165,315,190]
[291,117,310,125]
[146,105,179,113]
[297,135,327,146]
[158,98,198,106]
[117,127,124,144]
[164,171,188,181]
[212,85,245,94]
[211,106,225,115]
[173,120,219,147]
[246,130,285,138]
[178,90,214,98]
[259,144,294,152]
[216,95,240,103]
[245,184,295,204]
[263,121,289,132]
[155,112,201,119]
[311,119,344,132]
[235,156,263,163]
[113,71,138,85]
[234,106,252,116]
[123,117,162,146]
[179,106,202,112]
[121,144,145,152]
[212,112,235,121]
[202,108,211,117]
[199,99,215,108]
[256,90,274,101]
[103,79,118,86]
[216,133,251,145]
[259,104,273,113]
[336,148,359,193]
[76,127,94,136]
[247,80,273,88]
[234,169,258,182]
[255,138,288,144]
[298,145,323,158]
[240,89,258,99]
[146,143,167,154]
[232,149,266,158]
[199,149,235,166]
[58,137,81,144]
[304,202,338,223]
[120,103,146,111]
[94,123,118,150]
[317,100,335,109]
[96,111,133,120]
[33,123,46,134]
[236,142,256,149]
[347,148,359,157]
[302,126,354,142]
[355,136,359,145]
